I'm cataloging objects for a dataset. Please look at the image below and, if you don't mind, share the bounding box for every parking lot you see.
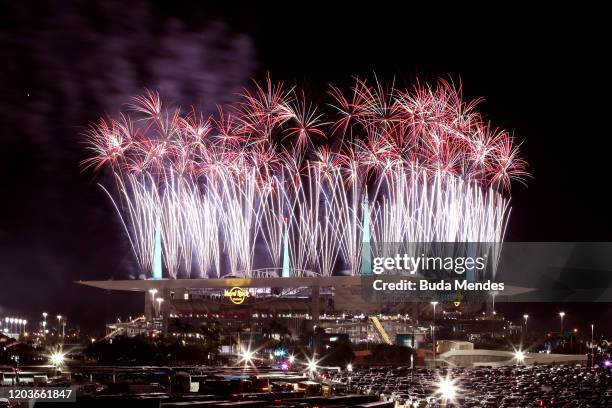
[327,365,611,407]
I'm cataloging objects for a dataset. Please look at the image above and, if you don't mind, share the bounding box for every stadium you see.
[78,76,527,347]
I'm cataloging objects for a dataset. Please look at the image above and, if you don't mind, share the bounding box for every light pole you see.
[431,301,438,368]
[558,312,565,336]
[156,298,164,317]
[591,323,595,368]
[57,315,63,338]
[149,289,158,319]
[42,313,47,340]
[307,356,318,379]
[347,363,353,391]
[523,314,529,334]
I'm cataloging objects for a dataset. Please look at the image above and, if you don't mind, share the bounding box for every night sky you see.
[1,2,610,335]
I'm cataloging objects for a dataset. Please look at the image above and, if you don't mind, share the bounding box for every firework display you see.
[84,77,528,279]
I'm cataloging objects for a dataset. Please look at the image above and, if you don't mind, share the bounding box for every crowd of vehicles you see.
[0,364,610,407]
[329,365,611,407]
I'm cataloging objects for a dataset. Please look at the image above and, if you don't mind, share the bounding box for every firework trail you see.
[84,77,528,279]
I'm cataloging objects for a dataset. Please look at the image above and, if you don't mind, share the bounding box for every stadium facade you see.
[78,275,402,341]
[77,274,528,352]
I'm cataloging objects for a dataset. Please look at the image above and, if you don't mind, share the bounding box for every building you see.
[78,276,529,347]
[437,340,474,354]
[80,276,386,340]
[438,349,588,367]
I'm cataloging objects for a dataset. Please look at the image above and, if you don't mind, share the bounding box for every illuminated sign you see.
[224,287,250,305]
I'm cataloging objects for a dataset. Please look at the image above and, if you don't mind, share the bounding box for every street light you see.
[559,312,565,335]
[490,292,498,315]
[570,328,578,350]
[431,301,438,367]
[156,298,164,317]
[307,358,318,373]
[42,312,48,340]
[50,351,65,367]
[148,289,158,317]
[57,315,64,338]
[240,349,254,366]
[347,363,353,391]
[523,314,529,333]
[436,377,457,405]
[305,354,319,378]
[591,323,595,368]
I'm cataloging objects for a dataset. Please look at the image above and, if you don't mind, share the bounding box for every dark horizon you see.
[1,2,610,335]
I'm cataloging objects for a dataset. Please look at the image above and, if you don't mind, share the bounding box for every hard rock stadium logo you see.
[224,287,250,305]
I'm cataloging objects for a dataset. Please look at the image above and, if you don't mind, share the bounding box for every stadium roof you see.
[76,276,363,292]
